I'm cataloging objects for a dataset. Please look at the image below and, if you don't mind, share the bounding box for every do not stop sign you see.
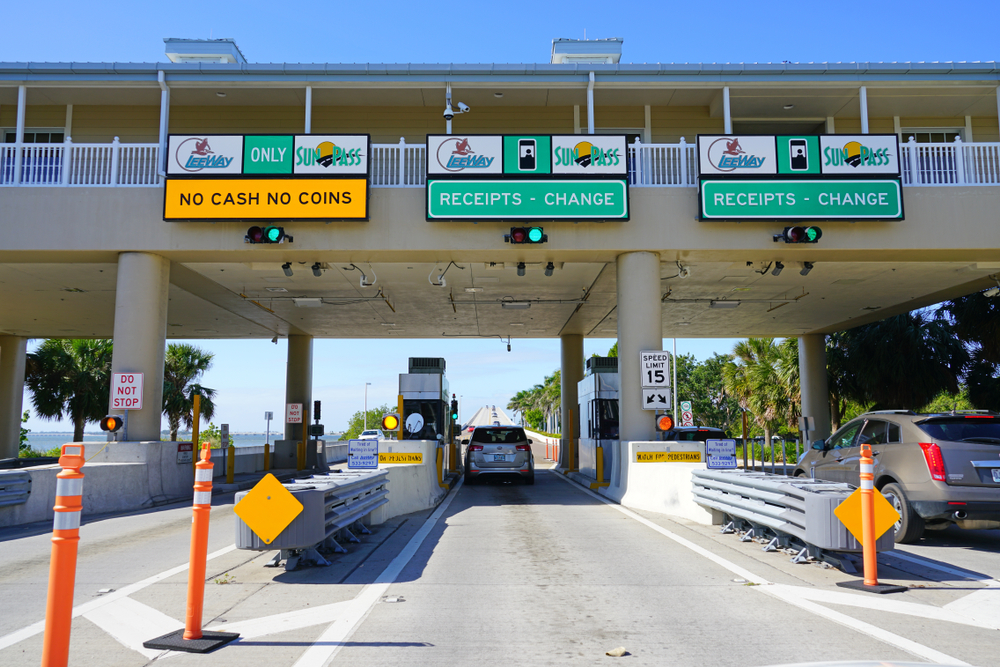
[111,373,144,410]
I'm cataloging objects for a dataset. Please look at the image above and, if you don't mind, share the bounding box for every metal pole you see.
[742,409,748,470]
[364,382,371,430]
[672,338,678,418]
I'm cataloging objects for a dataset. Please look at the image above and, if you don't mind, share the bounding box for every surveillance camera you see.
[443,104,454,121]
[678,266,691,279]
[985,286,1000,298]
[457,102,470,113]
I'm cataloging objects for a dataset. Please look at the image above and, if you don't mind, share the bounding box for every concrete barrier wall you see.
[374,440,446,521]
[524,430,560,462]
[600,440,715,525]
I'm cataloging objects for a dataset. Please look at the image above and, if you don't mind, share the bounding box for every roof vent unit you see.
[163,38,247,64]
[550,38,623,65]
[408,357,446,374]
[586,356,619,374]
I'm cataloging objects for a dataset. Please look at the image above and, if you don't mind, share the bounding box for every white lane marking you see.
[548,470,967,666]
[770,584,999,630]
[292,480,464,667]
[204,599,355,639]
[82,596,181,660]
[943,588,1000,627]
[759,586,971,667]
[0,544,237,651]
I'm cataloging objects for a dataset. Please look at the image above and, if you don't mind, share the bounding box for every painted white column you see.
[860,86,869,135]
[64,104,73,137]
[826,117,836,134]
[305,86,312,134]
[157,71,170,179]
[559,333,584,469]
[798,334,832,442]
[617,252,661,443]
[587,72,595,134]
[723,86,732,134]
[284,335,313,443]
[13,85,26,185]
[0,336,28,460]
[109,253,170,442]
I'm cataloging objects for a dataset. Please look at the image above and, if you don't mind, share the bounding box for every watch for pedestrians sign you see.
[111,372,143,410]
[640,351,671,388]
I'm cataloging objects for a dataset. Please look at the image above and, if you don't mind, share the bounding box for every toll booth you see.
[577,356,619,481]
[399,357,451,444]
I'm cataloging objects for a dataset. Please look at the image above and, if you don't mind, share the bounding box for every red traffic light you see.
[774,226,822,244]
[506,227,546,244]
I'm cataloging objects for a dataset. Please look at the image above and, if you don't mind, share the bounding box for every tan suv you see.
[794,411,1000,543]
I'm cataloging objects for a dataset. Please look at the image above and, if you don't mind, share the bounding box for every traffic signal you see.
[381,413,400,432]
[245,225,293,244]
[450,398,459,421]
[505,226,547,244]
[655,415,674,432]
[99,415,124,432]
[773,226,822,243]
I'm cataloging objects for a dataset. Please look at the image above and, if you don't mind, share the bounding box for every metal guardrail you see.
[692,469,894,573]
[235,469,388,570]
[0,471,31,507]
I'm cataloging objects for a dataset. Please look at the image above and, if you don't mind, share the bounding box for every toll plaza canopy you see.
[1,36,999,451]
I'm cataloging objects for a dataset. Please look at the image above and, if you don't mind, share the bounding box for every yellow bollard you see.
[437,447,448,488]
[263,443,270,472]
[226,443,235,485]
[296,441,305,471]
[590,445,610,490]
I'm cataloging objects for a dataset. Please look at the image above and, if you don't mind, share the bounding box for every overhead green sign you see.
[243,136,294,174]
[700,179,903,221]
[427,179,629,221]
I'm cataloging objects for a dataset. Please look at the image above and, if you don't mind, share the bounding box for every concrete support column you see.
[559,333,584,469]
[284,335,313,443]
[0,336,28,459]
[722,86,732,134]
[860,86,869,135]
[109,253,170,442]
[617,252,661,443]
[798,334,832,441]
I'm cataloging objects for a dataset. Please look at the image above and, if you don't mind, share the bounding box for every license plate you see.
[493,454,507,462]
[992,469,1000,483]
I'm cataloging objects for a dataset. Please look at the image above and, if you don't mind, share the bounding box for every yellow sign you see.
[635,451,702,463]
[233,473,304,544]
[379,452,423,464]
[833,488,901,545]
[164,178,368,220]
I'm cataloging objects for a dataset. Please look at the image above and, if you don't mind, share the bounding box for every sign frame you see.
[111,372,144,410]
[641,388,671,411]
[639,350,671,389]
[285,403,303,424]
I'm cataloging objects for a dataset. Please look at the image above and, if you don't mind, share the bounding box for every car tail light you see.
[919,442,946,481]
[469,444,483,451]
[516,444,531,451]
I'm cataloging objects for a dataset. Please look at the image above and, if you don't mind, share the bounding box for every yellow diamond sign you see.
[233,473,303,544]
[834,488,901,545]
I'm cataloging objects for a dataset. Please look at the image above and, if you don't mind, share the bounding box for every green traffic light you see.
[265,227,282,242]
[527,227,544,243]
[805,227,822,242]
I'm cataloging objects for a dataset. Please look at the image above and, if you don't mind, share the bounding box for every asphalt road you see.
[1,465,997,667]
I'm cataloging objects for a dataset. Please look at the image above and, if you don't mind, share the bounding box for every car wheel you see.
[793,470,806,478]
[882,482,924,544]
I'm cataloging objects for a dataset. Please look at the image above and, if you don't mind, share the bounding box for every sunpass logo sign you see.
[550,135,627,175]
[427,135,502,175]
[698,136,777,176]
[819,135,900,175]
[293,135,369,175]
[167,135,243,175]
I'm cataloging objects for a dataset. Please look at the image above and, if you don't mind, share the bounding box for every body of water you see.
[24,432,342,452]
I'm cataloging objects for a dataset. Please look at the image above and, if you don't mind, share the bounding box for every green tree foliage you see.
[723,338,800,445]
[506,371,561,431]
[920,389,974,414]
[829,310,966,410]
[340,404,392,440]
[200,422,222,448]
[938,293,1000,410]
[162,343,217,441]
[25,339,114,442]
[523,408,545,430]
[675,353,741,435]
[19,410,31,453]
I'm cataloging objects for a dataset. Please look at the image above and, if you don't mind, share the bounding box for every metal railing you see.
[0,471,32,507]
[4,137,1000,188]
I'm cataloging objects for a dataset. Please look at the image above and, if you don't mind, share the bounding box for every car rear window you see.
[667,429,723,442]
[917,417,1000,444]
[472,428,527,444]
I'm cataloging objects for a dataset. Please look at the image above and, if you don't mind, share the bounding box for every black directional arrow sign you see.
[641,388,671,411]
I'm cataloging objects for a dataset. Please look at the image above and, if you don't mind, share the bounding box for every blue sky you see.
[12,1,997,433]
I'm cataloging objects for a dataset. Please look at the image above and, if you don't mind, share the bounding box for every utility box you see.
[577,357,619,480]
[399,358,450,442]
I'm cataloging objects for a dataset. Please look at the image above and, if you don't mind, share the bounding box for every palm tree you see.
[938,293,1000,410]
[162,343,216,441]
[25,339,114,442]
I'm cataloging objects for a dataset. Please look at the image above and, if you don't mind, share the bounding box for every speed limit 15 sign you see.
[640,350,671,388]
